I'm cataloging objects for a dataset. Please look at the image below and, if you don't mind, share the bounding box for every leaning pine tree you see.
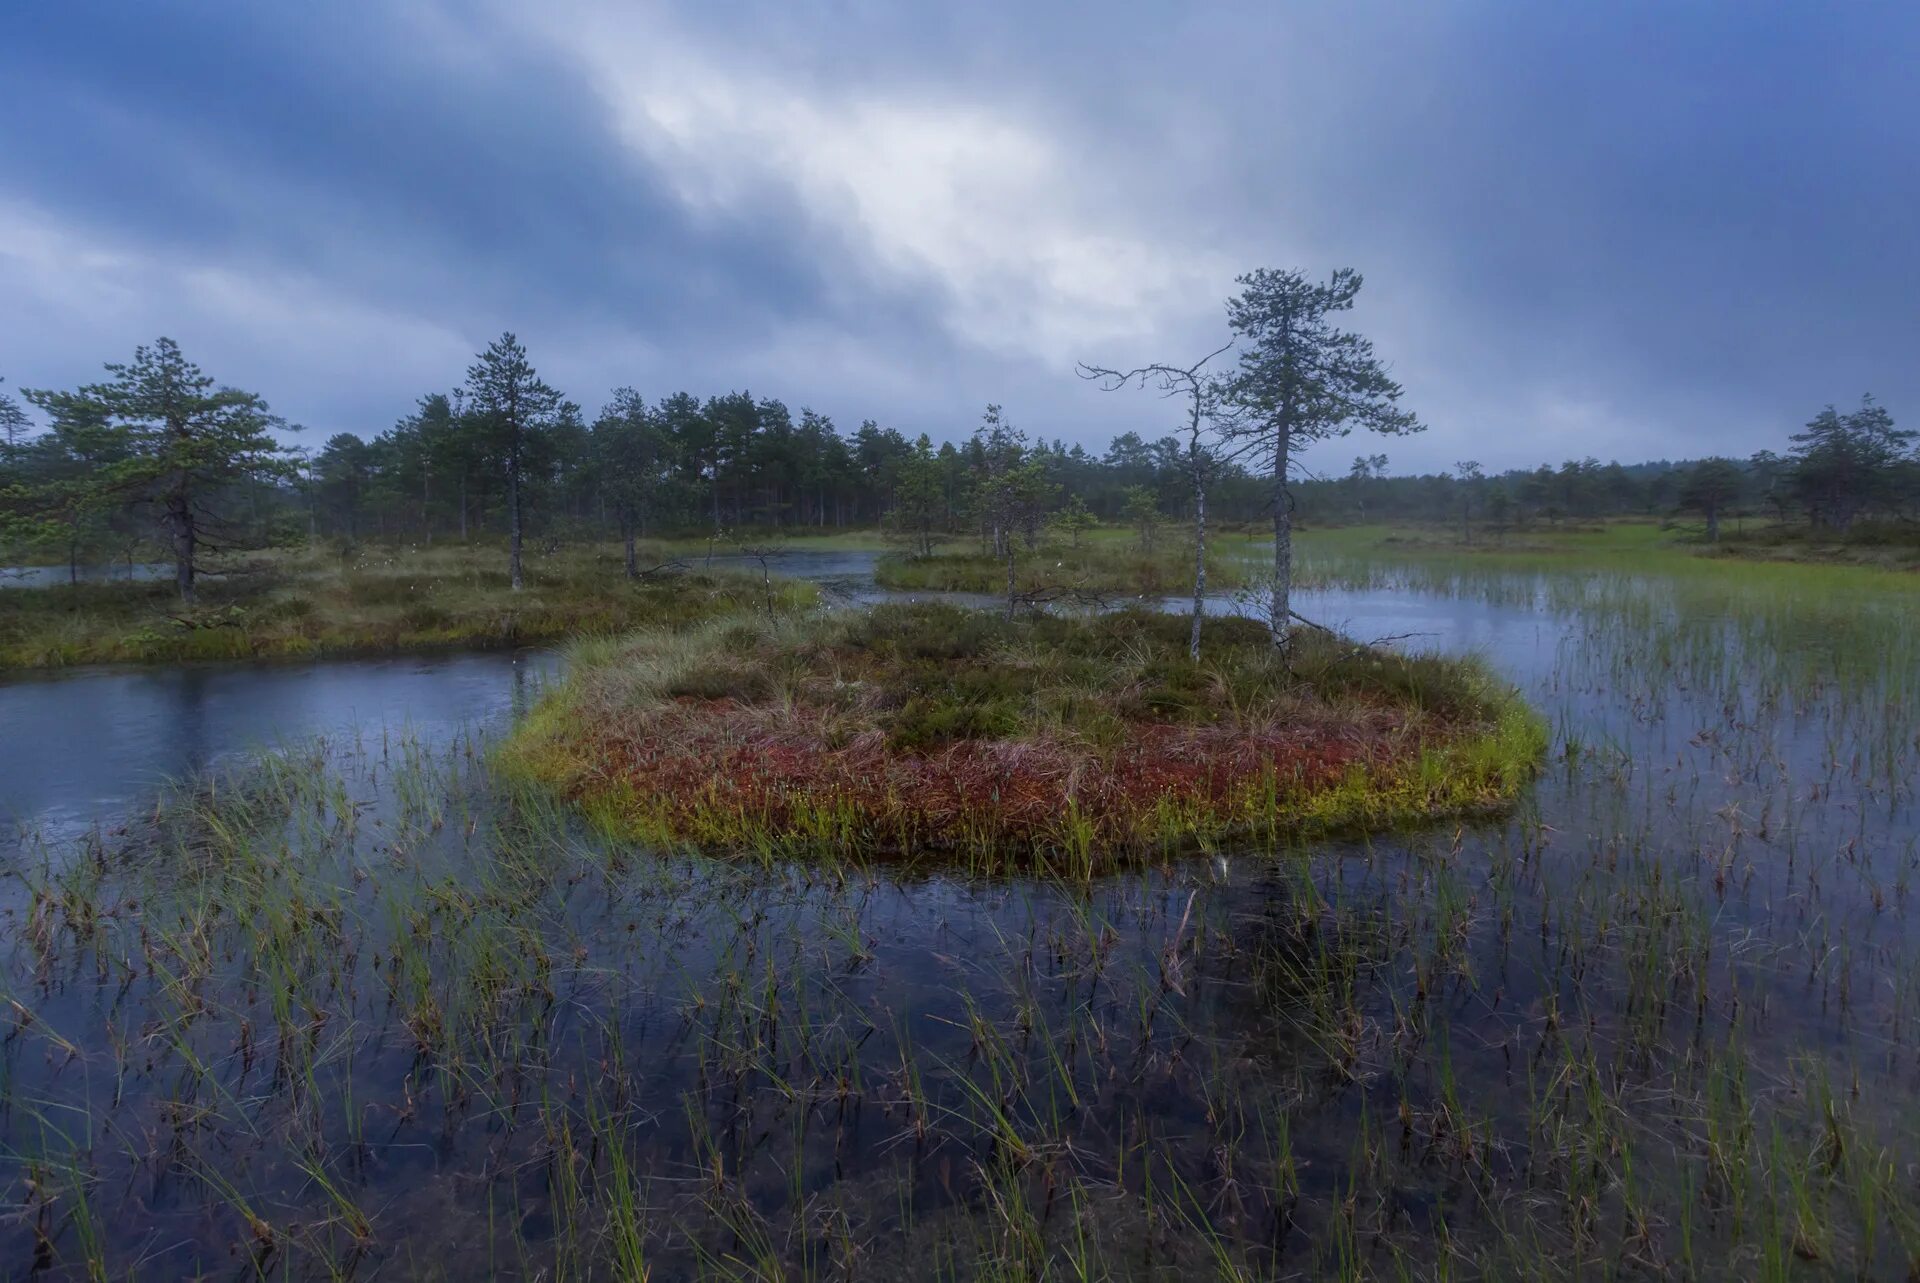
[1217,268,1421,647]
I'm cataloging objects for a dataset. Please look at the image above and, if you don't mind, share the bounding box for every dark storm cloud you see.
[2,1,1915,469]
[0,4,854,323]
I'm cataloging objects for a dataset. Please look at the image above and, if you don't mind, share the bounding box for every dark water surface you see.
[1,650,560,839]
[0,562,172,590]
[0,547,1914,1279]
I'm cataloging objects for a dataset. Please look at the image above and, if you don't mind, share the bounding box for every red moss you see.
[562,699,1431,853]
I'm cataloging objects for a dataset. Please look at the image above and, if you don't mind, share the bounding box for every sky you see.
[2,1,1915,475]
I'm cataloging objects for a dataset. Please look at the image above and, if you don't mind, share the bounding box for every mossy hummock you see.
[504,603,1544,866]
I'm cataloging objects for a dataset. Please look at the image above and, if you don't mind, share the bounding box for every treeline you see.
[298,384,1281,548]
[1292,396,1919,542]
[0,333,1296,594]
[3,332,1916,600]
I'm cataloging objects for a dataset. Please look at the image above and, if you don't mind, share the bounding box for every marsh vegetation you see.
[872,530,1257,600]
[1,535,1916,1279]
[0,542,816,669]
[502,601,1540,865]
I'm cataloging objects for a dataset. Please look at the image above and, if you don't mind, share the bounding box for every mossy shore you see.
[0,543,816,669]
[502,602,1544,868]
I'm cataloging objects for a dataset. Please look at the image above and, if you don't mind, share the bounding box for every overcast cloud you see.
[2,1,1914,472]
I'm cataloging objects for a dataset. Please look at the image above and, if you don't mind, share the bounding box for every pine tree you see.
[1217,269,1420,645]
[1678,458,1744,542]
[463,333,560,590]
[23,339,292,600]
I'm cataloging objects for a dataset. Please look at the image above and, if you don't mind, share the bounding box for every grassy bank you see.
[875,530,1260,596]
[1300,517,1920,572]
[0,541,817,668]
[1707,517,1920,570]
[503,601,1543,867]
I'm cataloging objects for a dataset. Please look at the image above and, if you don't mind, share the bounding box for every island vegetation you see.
[502,602,1542,866]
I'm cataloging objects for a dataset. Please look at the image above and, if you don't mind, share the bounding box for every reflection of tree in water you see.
[1166,866,1409,1263]
[156,664,217,778]
[1187,864,1390,1071]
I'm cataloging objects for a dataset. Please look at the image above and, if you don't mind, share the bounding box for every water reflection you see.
[0,649,560,838]
[0,561,171,589]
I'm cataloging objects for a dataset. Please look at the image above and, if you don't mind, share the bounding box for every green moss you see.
[889,694,1024,750]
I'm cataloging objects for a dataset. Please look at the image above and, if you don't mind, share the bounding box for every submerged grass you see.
[502,602,1543,865]
[0,540,818,669]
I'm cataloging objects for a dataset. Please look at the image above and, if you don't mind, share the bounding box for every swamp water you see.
[0,548,1914,1279]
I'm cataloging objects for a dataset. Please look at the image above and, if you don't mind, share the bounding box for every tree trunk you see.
[622,510,638,580]
[507,454,524,591]
[1269,428,1292,646]
[1706,504,1720,543]
[168,490,196,603]
[459,474,469,541]
[1190,454,1207,662]
[1004,544,1017,622]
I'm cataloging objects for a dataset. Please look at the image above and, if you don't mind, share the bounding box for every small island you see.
[503,601,1543,867]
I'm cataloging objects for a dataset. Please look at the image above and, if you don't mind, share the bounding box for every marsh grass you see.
[1301,516,1920,575]
[874,528,1260,597]
[0,540,818,668]
[501,602,1543,865]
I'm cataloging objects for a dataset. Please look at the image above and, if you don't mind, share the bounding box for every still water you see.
[0,649,561,839]
[0,562,172,589]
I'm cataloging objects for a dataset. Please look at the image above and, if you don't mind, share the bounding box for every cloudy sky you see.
[2,1,1914,473]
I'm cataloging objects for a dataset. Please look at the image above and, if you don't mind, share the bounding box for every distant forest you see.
[3,335,1916,579]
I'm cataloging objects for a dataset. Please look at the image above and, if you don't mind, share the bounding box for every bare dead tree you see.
[1078,342,1232,660]
[734,534,789,620]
